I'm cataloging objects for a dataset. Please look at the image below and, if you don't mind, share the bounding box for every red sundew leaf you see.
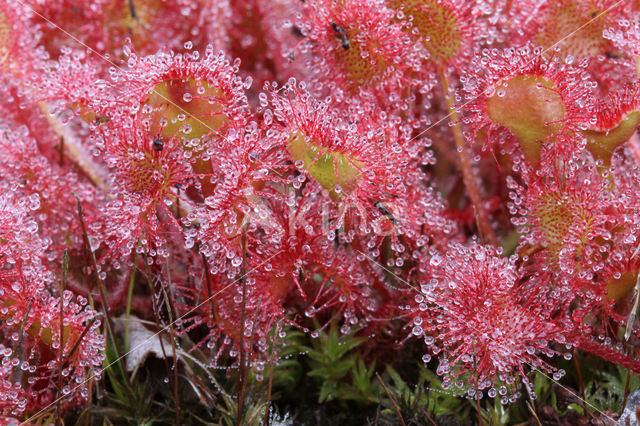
[0,270,104,415]
[268,83,411,204]
[409,241,569,401]
[91,113,202,261]
[295,0,423,107]
[226,0,307,90]
[386,0,478,69]
[513,163,613,274]
[532,0,627,58]
[188,121,289,276]
[26,0,224,57]
[582,83,640,166]
[0,361,28,417]
[106,48,252,196]
[604,11,640,59]
[34,52,117,124]
[245,195,390,329]
[508,156,640,295]
[176,269,288,367]
[0,193,47,273]
[459,45,595,166]
[576,337,640,374]
[0,126,103,270]
[521,0,638,92]
[0,0,44,76]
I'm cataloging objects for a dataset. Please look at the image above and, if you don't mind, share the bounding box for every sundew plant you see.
[2,0,640,424]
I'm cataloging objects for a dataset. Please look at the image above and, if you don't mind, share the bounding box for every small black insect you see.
[374,201,397,224]
[291,26,304,38]
[331,22,350,50]
[152,138,164,152]
[128,0,138,20]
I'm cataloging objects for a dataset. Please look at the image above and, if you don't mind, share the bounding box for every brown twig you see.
[376,372,406,426]
[124,255,137,353]
[59,136,64,166]
[572,348,586,412]
[419,405,438,426]
[83,377,93,426]
[526,401,543,426]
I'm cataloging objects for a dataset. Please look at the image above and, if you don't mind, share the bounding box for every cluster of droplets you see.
[3,0,640,418]
[0,0,46,74]
[0,194,104,417]
[0,351,28,419]
[294,0,424,103]
[507,160,616,279]
[26,0,224,58]
[603,13,640,57]
[459,45,597,165]
[411,242,568,397]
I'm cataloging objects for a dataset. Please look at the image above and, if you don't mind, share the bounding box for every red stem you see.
[438,67,498,247]
[577,338,640,374]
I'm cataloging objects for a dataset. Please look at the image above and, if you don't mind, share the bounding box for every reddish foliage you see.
[2,0,640,419]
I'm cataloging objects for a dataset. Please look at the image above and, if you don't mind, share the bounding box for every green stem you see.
[124,253,137,353]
